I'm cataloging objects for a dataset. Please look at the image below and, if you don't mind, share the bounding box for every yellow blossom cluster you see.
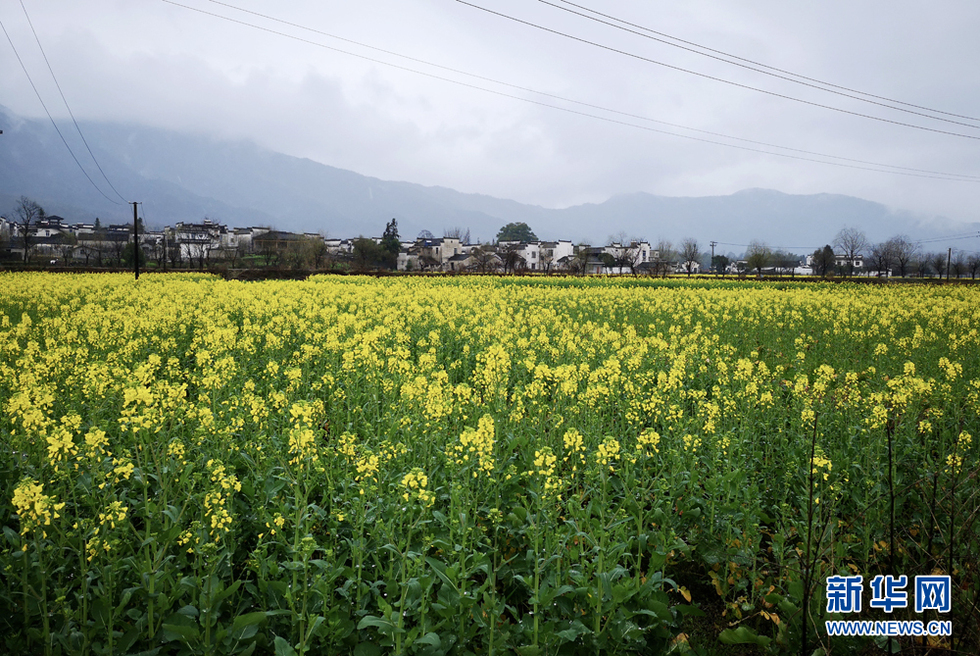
[562,428,586,472]
[355,452,381,483]
[595,436,621,472]
[451,414,496,477]
[204,459,241,541]
[85,500,129,561]
[12,478,65,539]
[531,446,560,496]
[401,468,435,506]
[636,428,661,458]
[946,431,973,475]
[288,427,317,467]
[83,427,110,459]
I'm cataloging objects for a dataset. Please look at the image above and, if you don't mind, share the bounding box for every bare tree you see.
[968,254,980,280]
[499,243,525,273]
[166,232,183,269]
[868,241,894,277]
[110,235,128,268]
[909,255,926,278]
[653,238,674,277]
[185,241,209,269]
[834,227,868,277]
[770,250,800,276]
[470,244,499,273]
[13,196,45,262]
[296,234,328,270]
[745,240,771,276]
[444,226,473,243]
[679,238,701,275]
[144,237,165,270]
[55,231,77,265]
[257,235,281,267]
[927,251,948,278]
[566,244,590,275]
[224,239,244,268]
[539,248,554,272]
[886,235,917,278]
[951,252,966,279]
[604,237,644,274]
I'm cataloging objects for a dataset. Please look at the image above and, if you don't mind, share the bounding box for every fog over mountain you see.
[2,106,976,254]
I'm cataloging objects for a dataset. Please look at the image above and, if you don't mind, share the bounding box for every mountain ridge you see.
[2,106,975,253]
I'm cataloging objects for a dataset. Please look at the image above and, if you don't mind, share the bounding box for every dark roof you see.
[77,232,130,243]
[254,230,302,241]
[7,235,71,247]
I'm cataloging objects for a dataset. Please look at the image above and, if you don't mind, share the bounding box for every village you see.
[0,210,894,277]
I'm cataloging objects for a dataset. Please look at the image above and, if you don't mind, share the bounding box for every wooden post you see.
[132,202,140,280]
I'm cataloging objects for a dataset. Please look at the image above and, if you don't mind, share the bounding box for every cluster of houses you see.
[0,216,310,268]
[0,214,679,273]
[2,214,869,275]
[396,236,672,274]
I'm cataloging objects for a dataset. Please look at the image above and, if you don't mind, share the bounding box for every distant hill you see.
[2,105,976,253]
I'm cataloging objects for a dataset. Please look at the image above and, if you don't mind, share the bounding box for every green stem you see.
[532,509,540,650]
[299,553,310,655]
[37,536,51,656]
[107,561,114,656]
[594,474,607,638]
[395,524,415,656]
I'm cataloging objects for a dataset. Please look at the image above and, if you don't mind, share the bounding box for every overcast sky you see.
[3,0,980,222]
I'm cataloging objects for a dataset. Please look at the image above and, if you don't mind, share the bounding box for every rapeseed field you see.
[1,273,977,654]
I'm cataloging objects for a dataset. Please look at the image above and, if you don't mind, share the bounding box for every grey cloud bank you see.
[3,106,977,253]
[1,0,979,241]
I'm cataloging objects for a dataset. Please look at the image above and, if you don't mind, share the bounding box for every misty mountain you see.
[2,105,975,252]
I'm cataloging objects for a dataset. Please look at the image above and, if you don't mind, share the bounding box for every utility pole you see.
[946,247,952,281]
[131,202,140,280]
[710,240,717,274]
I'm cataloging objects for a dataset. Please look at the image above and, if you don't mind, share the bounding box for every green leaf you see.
[231,611,269,631]
[229,611,269,641]
[274,635,298,656]
[306,615,325,639]
[2,526,21,547]
[353,643,381,656]
[719,626,772,647]
[414,632,442,648]
[674,604,706,617]
[212,578,242,606]
[556,620,591,642]
[357,615,399,636]
[162,622,200,643]
[237,643,258,656]
[514,646,541,656]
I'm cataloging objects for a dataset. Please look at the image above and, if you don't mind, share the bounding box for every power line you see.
[914,232,980,244]
[206,0,980,181]
[0,16,124,205]
[716,232,980,250]
[158,1,980,183]
[456,0,980,142]
[19,1,128,203]
[549,0,980,126]
[714,241,821,251]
